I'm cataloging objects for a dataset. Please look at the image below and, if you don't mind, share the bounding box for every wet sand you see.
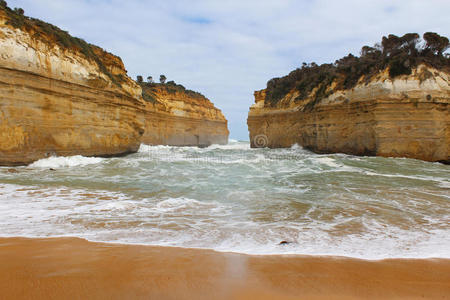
[0,237,449,300]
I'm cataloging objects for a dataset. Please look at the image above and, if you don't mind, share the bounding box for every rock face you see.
[0,5,229,166]
[248,66,449,163]
[141,84,228,146]
[0,7,145,165]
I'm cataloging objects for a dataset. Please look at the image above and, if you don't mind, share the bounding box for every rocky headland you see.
[0,3,146,165]
[0,2,228,165]
[248,33,449,163]
[140,81,228,146]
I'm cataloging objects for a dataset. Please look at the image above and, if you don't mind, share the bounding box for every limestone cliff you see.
[0,3,229,166]
[0,4,145,165]
[248,65,449,162]
[248,33,450,163]
[141,83,228,146]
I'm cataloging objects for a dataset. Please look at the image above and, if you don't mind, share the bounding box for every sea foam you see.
[1,141,449,260]
[29,155,104,168]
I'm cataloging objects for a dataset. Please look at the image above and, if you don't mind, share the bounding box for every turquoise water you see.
[0,141,449,259]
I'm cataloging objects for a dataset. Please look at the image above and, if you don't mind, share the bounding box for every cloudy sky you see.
[8,0,450,140]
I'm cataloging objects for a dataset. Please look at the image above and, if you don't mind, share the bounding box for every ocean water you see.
[0,140,449,259]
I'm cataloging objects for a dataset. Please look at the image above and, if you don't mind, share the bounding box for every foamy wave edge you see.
[29,155,104,168]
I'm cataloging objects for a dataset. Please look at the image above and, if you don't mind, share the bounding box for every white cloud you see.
[7,0,450,139]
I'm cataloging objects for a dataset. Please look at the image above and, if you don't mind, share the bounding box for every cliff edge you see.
[248,33,449,163]
[0,2,230,165]
[0,3,145,165]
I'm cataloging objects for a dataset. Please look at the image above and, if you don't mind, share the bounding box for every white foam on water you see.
[1,144,450,260]
[90,201,136,211]
[155,197,223,213]
[207,143,251,150]
[138,144,173,153]
[316,156,340,168]
[0,182,449,260]
[29,155,104,168]
[362,170,450,187]
[438,181,450,189]
[137,142,256,165]
[139,142,252,153]
[308,155,362,173]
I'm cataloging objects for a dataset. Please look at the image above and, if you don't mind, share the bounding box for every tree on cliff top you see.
[13,7,24,15]
[264,32,450,107]
[0,1,7,9]
[136,75,143,83]
[147,76,153,83]
[423,32,449,56]
[159,75,167,84]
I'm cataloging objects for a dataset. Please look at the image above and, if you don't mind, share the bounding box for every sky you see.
[7,0,450,140]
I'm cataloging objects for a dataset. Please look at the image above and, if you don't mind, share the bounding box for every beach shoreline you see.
[1,237,449,300]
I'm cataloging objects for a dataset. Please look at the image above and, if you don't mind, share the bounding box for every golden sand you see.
[0,237,449,299]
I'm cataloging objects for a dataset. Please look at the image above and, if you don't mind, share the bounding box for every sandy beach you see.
[0,237,449,300]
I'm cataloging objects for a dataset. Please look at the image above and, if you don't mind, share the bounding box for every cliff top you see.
[0,1,126,87]
[138,81,226,121]
[262,32,450,109]
[140,81,217,108]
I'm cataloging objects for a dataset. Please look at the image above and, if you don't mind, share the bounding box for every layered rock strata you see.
[141,84,228,146]
[0,7,145,165]
[248,66,449,163]
[0,5,229,166]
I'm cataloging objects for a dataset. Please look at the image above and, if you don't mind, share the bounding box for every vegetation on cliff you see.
[137,76,207,104]
[0,1,124,86]
[265,33,450,108]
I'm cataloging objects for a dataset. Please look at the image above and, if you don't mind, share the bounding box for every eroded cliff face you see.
[141,84,228,146]
[248,65,449,163]
[0,8,145,165]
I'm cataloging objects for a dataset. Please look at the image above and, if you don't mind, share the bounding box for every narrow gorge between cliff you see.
[0,1,449,269]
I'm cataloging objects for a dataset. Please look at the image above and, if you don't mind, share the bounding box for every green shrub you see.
[264,33,450,108]
[137,80,207,102]
[389,58,412,78]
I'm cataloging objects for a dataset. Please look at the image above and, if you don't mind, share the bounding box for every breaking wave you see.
[1,141,449,259]
[29,155,104,168]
